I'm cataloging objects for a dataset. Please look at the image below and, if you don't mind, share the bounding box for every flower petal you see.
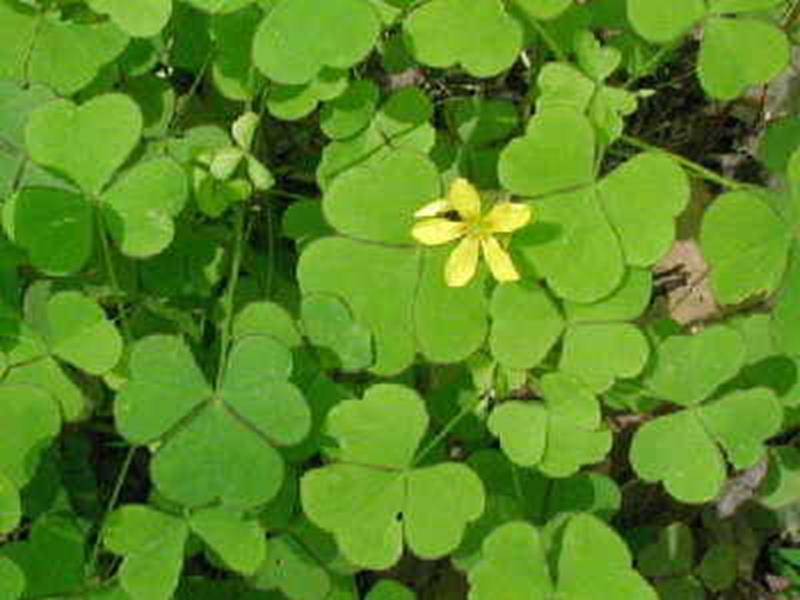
[481,236,520,282]
[447,178,481,221]
[445,236,480,287]
[412,218,467,245]
[414,198,451,218]
[483,202,531,233]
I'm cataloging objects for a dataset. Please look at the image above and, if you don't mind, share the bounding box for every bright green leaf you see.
[104,505,189,600]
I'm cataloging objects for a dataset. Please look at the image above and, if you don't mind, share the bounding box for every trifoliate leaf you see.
[489,373,610,475]
[301,384,484,569]
[104,505,189,600]
[25,93,142,195]
[253,0,381,85]
[188,507,266,575]
[403,0,523,77]
[301,150,488,374]
[700,190,792,304]
[469,516,657,600]
[631,387,782,503]
[116,335,309,508]
[87,0,172,37]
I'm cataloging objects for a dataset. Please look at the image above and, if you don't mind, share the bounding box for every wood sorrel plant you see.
[0,0,799,598]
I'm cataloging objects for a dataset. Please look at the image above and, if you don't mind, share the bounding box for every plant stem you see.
[620,135,747,190]
[413,393,484,467]
[528,19,568,63]
[87,445,136,575]
[95,209,133,341]
[784,0,800,30]
[215,206,246,388]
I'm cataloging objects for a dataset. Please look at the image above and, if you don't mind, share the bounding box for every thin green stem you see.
[215,207,246,388]
[87,445,136,574]
[413,393,484,466]
[527,18,568,63]
[620,135,747,190]
[95,210,133,341]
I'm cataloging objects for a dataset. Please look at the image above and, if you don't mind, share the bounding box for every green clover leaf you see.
[253,0,381,85]
[267,68,349,122]
[0,472,20,535]
[301,384,485,569]
[631,326,784,503]
[0,290,120,420]
[301,294,373,371]
[104,505,189,600]
[500,108,688,302]
[403,0,523,78]
[490,267,651,392]
[0,2,129,95]
[701,189,795,305]
[537,31,638,144]
[0,384,60,488]
[10,93,189,273]
[299,149,488,375]
[187,507,267,575]
[452,450,620,570]
[321,79,380,140]
[0,555,24,600]
[1,514,86,598]
[317,87,436,190]
[87,0,172,37]
[488,372,611,475]
[0,81,59,198]
[627,0,789,99]
[115,334,310,509]
[210,5,267,101]
[513,0,572,20]
[468,516,657,600]
[252,516,344,600]
[773,246,800,357]
[25,94,142,196]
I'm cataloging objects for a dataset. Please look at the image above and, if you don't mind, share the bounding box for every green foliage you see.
[0,0,798,597]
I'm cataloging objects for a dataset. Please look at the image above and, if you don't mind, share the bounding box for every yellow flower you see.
[412,178,531,287]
